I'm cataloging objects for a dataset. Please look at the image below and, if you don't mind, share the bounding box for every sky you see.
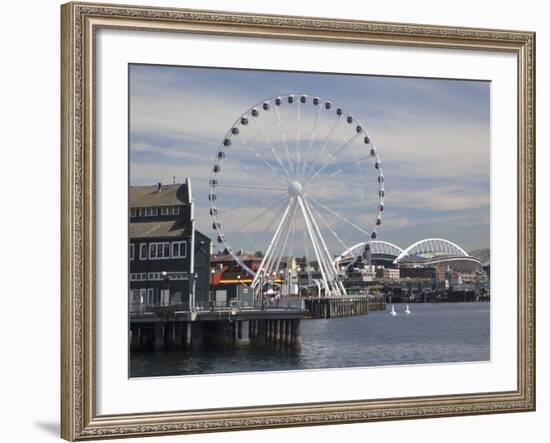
[129,64,490,255]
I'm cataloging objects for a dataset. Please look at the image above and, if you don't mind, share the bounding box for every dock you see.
[130,298,306,352]
[304,295,386,319]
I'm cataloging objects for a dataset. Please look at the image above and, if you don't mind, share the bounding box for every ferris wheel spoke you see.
[293,101,302,178]
[307,195,370,237]
[252,199,294,285]
[299,103,322,178]
[306,134,370,204]
[274,105,297,178]
[232,136,289,185]
[325,157,372,179]
[225,149,288,190]
[302,230,313,285]
[227,195,288,254]
[271,200,299,275]
[298,114,343,181]
[345,135,369,204]
[215,183,287,192]
[217,190,287,216]
[245,197,291,258]
[304,132,362,185]
[252,116,293,178]
[307,201,349,251]
[225,193,288,237]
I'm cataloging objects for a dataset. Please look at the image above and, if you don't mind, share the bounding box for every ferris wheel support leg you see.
[302,197,346,297]
[251,200,293,289]
[271,202,298,278]
[263,200,296,280]
[297,196,332,297]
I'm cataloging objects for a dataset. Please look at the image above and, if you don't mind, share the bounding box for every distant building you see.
[382,267,400,280]
[399,266,435,280]
[129,180,211,310]
[210,250,262,284]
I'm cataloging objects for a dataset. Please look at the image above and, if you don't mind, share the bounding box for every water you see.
[130,302,490,377]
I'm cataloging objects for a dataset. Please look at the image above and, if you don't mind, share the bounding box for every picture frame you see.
[60,1,536,440]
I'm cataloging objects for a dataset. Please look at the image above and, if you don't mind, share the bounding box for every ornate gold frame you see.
[61,2,536,440]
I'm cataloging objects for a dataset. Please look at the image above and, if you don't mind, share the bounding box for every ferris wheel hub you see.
[287,181,303,197]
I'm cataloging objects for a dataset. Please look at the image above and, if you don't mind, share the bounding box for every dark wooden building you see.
[129,179,211,311]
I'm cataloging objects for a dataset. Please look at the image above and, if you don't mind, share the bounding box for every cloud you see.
[129,64,491,251]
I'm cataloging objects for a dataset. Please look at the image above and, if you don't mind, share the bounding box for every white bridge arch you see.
[334,240,404,265]
[394,238,468,263]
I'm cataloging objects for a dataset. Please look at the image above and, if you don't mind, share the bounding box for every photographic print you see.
[128,64,491,378]
[61,5,535,439]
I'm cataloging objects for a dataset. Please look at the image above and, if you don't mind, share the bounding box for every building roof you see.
[212,253,263,263]
[129,183,189,208]
[130,220,189,239]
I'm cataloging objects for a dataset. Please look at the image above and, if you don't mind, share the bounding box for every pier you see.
[130,298,306,352]
[304,295,386,319]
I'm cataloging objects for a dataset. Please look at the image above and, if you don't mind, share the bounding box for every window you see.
[130,208,137,217]
[130,289,141,303]
[147,288,160,305]
[172,206,180,215]
[148,272,163,281]
[149,242,171,259]
[138,207,158,217]
[172,241,187,258]
[129,244,134,261]
[161,207,170,216]
[139,243,147,260]
[130,273,147,281]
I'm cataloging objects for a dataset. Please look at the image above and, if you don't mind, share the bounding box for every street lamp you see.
[258,270,265,310]
[161,271,169,306]
[287,268,292,297]
[209,268,216,310]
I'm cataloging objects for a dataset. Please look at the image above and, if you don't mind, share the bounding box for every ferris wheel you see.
[208,94,384,297]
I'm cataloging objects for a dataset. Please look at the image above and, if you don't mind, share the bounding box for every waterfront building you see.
[399,266,436,280]
[210,250,262,284]
[129,179,211,311]
[382,267,400,280]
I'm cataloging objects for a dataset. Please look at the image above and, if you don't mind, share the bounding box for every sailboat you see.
[390,304,397,316]
[404,304,411,315]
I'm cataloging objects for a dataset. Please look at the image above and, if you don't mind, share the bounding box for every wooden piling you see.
[154,323,164,351]
[237,321,243,340]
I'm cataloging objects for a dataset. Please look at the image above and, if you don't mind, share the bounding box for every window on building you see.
[129,244,134,261]
[130,208,137,217]
[161,207,170,216]
[172,241,187,258]
[146,288,160,305]
[139,244,147,260]
[149,242,171,259]
[172,206,180,215]
[130,273,148,281]
[130,289,141,303]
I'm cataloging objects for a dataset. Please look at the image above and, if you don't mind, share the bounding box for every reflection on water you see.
[130,302,490,377]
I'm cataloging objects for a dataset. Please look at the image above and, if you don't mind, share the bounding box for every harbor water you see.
[130,302,490,377]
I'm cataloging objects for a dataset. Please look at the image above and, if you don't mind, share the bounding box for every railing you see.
[130,296,305,314]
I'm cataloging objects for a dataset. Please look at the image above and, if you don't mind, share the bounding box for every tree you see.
[254,251,264,258]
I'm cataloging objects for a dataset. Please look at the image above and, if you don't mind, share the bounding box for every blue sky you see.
[129,64,490,254]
